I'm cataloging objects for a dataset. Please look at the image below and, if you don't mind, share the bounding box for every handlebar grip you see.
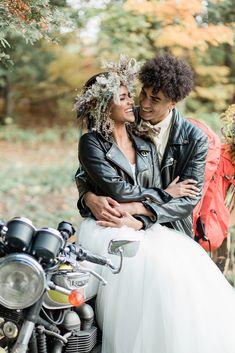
[57,221,75,241]
[76,247,108,266]
[0,220,7,237]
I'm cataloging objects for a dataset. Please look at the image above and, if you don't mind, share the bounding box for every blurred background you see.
[0,0,234,272]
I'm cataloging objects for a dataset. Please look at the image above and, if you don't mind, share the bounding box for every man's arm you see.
[142,134,209,223]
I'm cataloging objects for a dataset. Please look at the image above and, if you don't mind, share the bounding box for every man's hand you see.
[96,211,143,230]
[84,192,122,220]
[165,176,199,198]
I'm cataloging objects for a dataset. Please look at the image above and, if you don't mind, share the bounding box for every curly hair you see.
[139,53,194,102]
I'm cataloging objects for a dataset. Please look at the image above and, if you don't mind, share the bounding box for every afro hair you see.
[139,53,194,102]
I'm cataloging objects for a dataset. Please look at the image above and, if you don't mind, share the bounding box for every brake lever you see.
[57,254,108,286]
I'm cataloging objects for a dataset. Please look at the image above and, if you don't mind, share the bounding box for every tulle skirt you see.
[78,218,235,353]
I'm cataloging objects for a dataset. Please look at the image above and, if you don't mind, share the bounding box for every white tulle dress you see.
[78,217,235,353]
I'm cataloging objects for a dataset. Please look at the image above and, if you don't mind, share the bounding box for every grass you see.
[0,124,79,144]
[0,125,82,233]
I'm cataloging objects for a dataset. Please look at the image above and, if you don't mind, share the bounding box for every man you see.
[76,53,208,237]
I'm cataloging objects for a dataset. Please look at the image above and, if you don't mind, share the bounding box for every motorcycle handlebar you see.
[73,246,109,266]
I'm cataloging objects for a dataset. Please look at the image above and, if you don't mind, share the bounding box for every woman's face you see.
[109,86,135,124]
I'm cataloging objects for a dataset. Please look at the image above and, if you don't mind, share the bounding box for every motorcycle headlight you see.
[0,253,45,309]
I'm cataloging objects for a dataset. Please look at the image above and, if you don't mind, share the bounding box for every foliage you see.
[0,0,234,128]
[125,0,233,50]
[0,0,75,64]
[89,0,235,118]
[0,1,84,125]
[0,32,101,125]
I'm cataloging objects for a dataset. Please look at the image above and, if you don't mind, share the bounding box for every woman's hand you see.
[96,211,143,230]
[165,176,200,198]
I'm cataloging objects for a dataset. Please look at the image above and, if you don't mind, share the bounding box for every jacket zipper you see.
[172,159,177,177]
[161,158,174,173]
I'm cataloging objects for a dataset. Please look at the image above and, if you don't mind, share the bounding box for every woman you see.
[75,56,235,353]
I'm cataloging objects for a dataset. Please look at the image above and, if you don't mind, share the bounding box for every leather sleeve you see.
[134,215,155,230]
[144,134,209,223]
[75,167,93,218]
[75,167,158,228]
[78,133,172,205]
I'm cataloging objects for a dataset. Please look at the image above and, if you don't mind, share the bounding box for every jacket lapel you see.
[131,134,152,175]
[105,144,135,181]
[104,133,151,182]
[161,108,189,170]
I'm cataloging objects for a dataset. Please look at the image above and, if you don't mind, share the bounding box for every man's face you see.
[139,86,176,125]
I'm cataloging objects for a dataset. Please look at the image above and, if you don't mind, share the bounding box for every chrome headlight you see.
[0,254,45,309]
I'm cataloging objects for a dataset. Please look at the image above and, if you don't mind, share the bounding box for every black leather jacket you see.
[76,130,172,227]
[76,108,208,237]
[136,108,208,236]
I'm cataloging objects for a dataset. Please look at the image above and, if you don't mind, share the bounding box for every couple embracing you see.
[75,53,235,353]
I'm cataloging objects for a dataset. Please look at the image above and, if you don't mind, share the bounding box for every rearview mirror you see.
[108,239,140,258]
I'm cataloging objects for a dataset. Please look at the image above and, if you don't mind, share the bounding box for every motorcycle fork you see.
[11,294,45,353]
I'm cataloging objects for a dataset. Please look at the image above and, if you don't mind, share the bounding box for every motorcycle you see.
[0,216,139,353]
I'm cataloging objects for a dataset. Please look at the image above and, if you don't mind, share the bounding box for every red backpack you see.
[188,119,235,252]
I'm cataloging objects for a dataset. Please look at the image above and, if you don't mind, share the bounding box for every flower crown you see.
[74,55,140,131]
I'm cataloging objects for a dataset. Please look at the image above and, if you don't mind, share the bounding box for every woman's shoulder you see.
[79,131,110,156]
[79,131,97,142]
[79,131,102,151]
[79,131,103,145]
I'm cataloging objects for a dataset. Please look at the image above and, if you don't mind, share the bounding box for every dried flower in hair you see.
[74,55,140,136]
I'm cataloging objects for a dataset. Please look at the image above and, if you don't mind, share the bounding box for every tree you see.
[0,0,75,64]
[0,0,80,124]
[87,0,234,128]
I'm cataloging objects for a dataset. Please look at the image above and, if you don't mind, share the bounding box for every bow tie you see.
[152,126,161,137]
[138,121,161,137]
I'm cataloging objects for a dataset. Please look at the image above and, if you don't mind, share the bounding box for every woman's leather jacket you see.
[77,130,172,228]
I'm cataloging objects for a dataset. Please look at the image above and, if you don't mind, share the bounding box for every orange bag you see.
[188,119,235,252]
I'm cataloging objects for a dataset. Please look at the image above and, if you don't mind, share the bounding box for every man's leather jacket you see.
[76,130,172,227]
[136,108,208,236]
[76,108,208,237]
